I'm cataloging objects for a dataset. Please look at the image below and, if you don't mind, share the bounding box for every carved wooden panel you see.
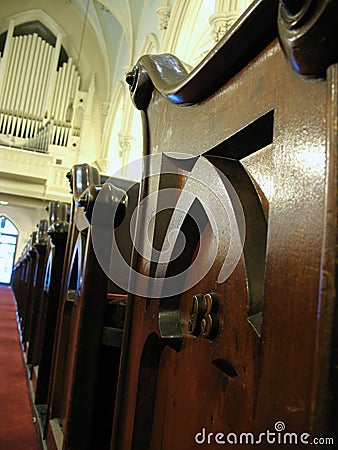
[112,1,337,449]
[46,164,139,450]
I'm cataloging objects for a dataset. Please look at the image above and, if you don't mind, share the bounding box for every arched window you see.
[0,216,18,284]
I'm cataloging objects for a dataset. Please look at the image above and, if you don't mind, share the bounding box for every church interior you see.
[0,0,337,449]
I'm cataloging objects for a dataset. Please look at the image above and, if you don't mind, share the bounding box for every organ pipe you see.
[0,22,90,151]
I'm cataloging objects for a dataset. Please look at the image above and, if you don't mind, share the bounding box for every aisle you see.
[0,284,41,450]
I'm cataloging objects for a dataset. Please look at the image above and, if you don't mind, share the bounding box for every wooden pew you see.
[33,201,69,417]
[16,250,30,322]
[44,164,100,446]
[20,231,38,349]
[47,165,139,450]
[11,253,25,310]
[87,178,139,450]
[11,255,22,299]
[26,219,49,370]
[111,1,338,449]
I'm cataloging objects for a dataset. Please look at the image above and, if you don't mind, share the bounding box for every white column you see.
[44,33,63,121]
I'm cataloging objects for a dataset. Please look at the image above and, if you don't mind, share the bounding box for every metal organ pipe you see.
[21,33,38,137]
[61,60,76,146]
[54,63,67,145]
[57,63,67,119]
[3,36,23,135]
[0,21,14,112]
[26,34,44,138]
[3,36,19,134]
[0,26,86,150]
[50,59,80,147]
[13,34,31,136]
[13,36,27,134]
[60,58,73,120]
[1,37,16,116]
[35,41,53,135]
[50,57,61,125]
[27,36,44,138]
[44,34,62,121]
[0,37,18,133]
[58,60,71,145]
[31,37,45,137]
[73,89,84,137]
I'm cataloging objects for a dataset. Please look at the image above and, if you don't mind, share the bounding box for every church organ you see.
[0,21,91,153]
[11,0,338,449]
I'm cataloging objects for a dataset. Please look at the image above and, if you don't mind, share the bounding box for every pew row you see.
[46,164,139,450]
[111,1,338,449]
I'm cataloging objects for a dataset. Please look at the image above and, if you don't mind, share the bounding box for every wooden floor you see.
[0,284,41,450]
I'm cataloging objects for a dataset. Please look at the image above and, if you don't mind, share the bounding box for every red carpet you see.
[0,284,41,450]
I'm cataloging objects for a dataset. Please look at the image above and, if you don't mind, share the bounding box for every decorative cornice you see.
[102,101,110,117]
[96,158,110,173]
[209,12,241,43]
[156,6,171,31]
[118,132,133,157]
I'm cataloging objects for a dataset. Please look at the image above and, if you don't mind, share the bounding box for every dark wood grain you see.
[113,27,337,450]
[278,0,338,77]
